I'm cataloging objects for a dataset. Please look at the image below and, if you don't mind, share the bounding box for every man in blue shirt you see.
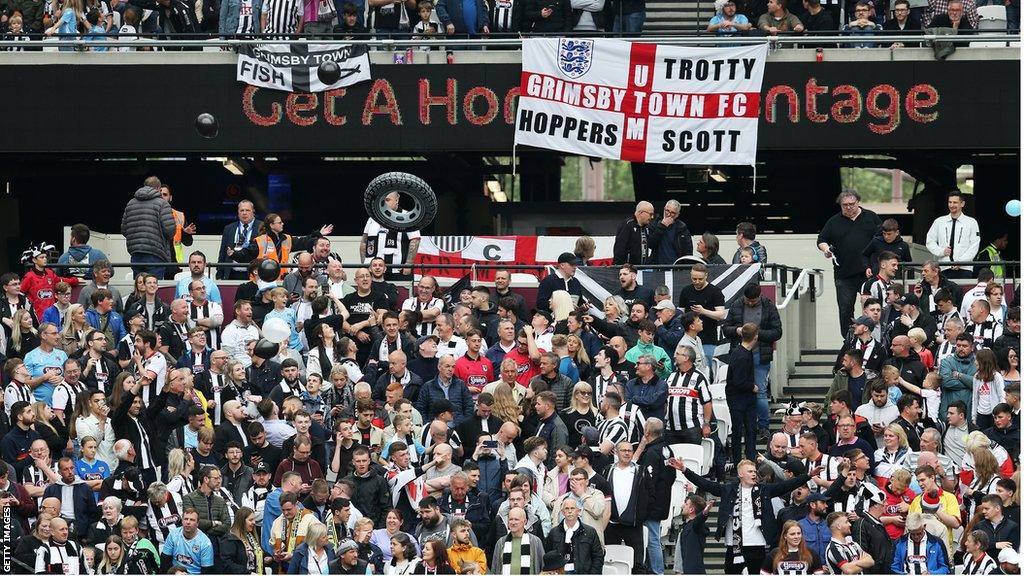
[707,1,752,34]
[23,322,68,405]
[175,251,223,304]
[160,508,214,574]
[799,493,832,562]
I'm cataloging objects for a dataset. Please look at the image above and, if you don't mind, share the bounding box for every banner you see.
[414,235,613,281]
[575,263,761,318]
[516,39,769,165]
[237,43,371,92]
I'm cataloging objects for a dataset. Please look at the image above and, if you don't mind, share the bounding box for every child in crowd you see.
[412,0,439,44]
[3,14,31,50]
[118,6,141,50]
[333,2,367,38]
[800,402,831,450]
[897,370,941,424]
[738,246,755,265]
[881,364,905,406]
[907,327,934,371]
[862,218,912,277]
[83,9,107,50]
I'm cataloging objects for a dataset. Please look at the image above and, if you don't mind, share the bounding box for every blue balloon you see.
[1007,199,1022,217]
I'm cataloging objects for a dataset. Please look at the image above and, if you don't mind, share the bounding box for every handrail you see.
[777,268,823,309]
[0,33,1018,49]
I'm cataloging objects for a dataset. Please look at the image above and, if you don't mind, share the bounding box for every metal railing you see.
[0,31,1018,50]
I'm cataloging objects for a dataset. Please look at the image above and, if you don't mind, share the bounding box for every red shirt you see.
[20,268,78,320]
[454,353,495,395]
[502,347,545,388]
[881,485,915,540]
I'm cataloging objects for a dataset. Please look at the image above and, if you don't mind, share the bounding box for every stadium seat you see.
[668,442,706,476]
[702,437,715,472]
[710,382,732,446]
[604,545,635,574]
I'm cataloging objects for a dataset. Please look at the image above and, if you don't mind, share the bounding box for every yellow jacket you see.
[447,543,487,574]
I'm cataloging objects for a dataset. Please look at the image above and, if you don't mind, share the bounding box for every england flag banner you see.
[237,43,371,93]
[516,38,768,165]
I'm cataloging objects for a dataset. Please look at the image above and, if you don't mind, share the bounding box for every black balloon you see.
[257,259,281,282]
[195,113,218,138]
[318,60,341,85]
[253,338,278,360]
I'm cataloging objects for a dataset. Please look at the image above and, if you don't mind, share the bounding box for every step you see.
[783,385,830,396]
[795,360,835,367]
[788,373,834,380]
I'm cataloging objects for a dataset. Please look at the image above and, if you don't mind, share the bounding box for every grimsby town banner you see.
[237,43,372,92]
[516,38,769,165]
[415,235,614,281]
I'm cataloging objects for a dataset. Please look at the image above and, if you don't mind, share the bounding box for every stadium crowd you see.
[0,177,1015,575]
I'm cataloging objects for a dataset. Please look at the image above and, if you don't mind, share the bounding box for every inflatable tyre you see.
[363,172,438,232]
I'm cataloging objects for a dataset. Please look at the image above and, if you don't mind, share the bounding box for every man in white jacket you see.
[925,190,980,279]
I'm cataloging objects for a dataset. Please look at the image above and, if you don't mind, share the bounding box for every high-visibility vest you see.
[979,244,1005,277]
[172,209,186,262]
[255,234,292,279]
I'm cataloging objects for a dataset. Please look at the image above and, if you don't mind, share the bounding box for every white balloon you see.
[263,318,291,344]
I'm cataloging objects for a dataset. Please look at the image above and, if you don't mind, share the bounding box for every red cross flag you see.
[515,39,768,165]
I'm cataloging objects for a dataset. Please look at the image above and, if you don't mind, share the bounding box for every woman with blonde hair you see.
[490,381,521,423]
[44,0,85,47]
[963,430,1014,481]
[549,291,574,323]
[33,401,69,457]
[561,381,597,447]
[96,535,126,574]
[964,446,1001,518]
[166,448,196,501]
[873,423,909,488]
[566,335,592,381]
[8,309,38,358]
[602,296,627,323]
[58,304,88,355]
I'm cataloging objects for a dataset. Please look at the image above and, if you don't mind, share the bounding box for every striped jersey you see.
[965,315,1003,349]
[825,537,864,574]
[401,296,443,337]
[261,0,302,34]
[897,538,930,575]
[963,553,1000,575]
[664,368,711,431]
[861,275,892,303]
[803,453,841,492]
[596,415,629,448]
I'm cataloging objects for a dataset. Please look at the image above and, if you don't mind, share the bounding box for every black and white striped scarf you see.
[500,536,533,575]
[903,538,928,575]
[730,484,762,556]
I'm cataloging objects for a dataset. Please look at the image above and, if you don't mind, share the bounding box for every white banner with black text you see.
[237,43,371,93]
[515,38,768,165]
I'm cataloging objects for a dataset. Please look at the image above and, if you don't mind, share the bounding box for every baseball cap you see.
[533,309,554,324]
[853,315,877,330]
[416,334,440,347]
[896,294,921,307]
[253,462,271,474]
[781,460,807,476]
[653,300,676,312]
[557,252,581,265]
[999,549,1020,566]
[805,493,831,503]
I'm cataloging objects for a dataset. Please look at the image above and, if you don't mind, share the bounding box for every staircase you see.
[661,349,838,573]
[645,0,712,34]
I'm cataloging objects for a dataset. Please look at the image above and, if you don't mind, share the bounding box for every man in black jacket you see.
[636,418,676,574]
[613,201,665,266]
[43,458,98,532]
[523,0,573,32]
[653,199,693,265]
[725,323,759,464]
[723,283,783,440]
[671,457,821,575]
[852,484,895,575]
[344,447,391,527]
[546,498,605,574]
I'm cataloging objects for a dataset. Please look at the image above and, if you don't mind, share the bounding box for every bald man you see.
[613,200,669,266]
[373,349,424,403]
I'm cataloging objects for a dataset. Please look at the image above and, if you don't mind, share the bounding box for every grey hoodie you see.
[121,186,176,260]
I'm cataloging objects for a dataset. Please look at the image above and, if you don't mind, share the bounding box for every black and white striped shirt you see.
[146,491,184,544]
[899,538,929,575]
[665,368,711,431]
[963,553,1000,575]
[825,537,864,575]
[189,301,223,350]
[363,219,420,268]
[861,276,891,303]
[965,315,1003,349]
[236,0,255,32]
[588,372,618,404]
[491,0,517,30]
[401,297,443,337]
[596,415,629,448]
[261,0,302,34]
[621,402,646,446]
[803,453,841,492]
[52,380,88,417]
[935,340,956,367]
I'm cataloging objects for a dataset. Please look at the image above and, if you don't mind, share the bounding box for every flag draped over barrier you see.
[516,38,769,165]
[237,43,371,92]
